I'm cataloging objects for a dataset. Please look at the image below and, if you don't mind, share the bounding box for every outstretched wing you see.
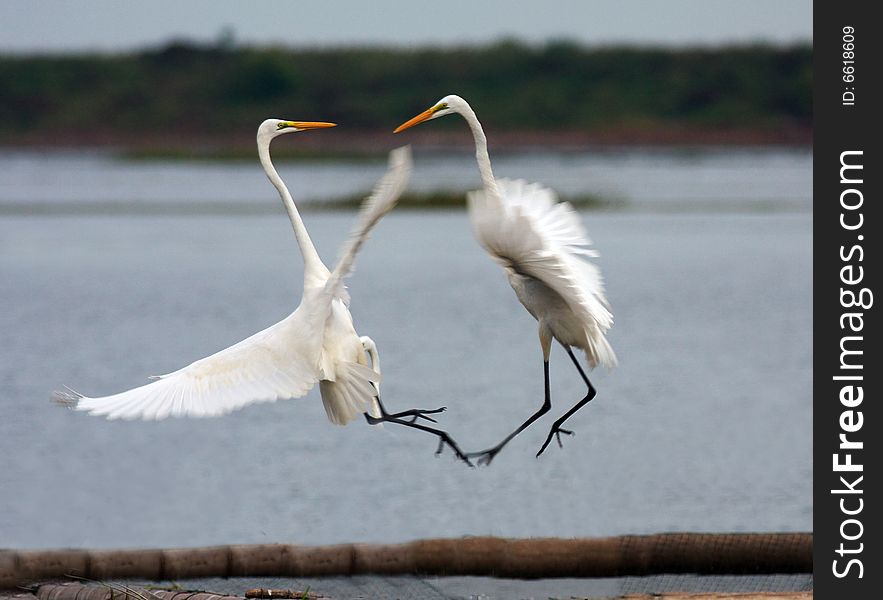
[56,310,321,420]
[322,145,412,304]
[468,178,616,368]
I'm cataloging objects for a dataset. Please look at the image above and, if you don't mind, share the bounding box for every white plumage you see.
[468,178,616,370]
[396,95,616,463]
[58,120,410,427]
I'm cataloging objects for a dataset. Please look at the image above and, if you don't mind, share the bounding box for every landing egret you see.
[56,118,471,464]
[395,96,616,464]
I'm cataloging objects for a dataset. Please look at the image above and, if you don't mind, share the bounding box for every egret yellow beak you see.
[394,105,443,133]
[281,121,338,130]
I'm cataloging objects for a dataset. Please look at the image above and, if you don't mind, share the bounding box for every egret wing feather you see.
[312,146,410,425]
[319,361,382,425]
[62,310,321,420]
[468,178,616,368]
[322,146,412,305]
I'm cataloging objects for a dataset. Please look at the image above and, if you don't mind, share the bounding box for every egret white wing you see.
[310,147,410,424]
[58,310,321,420]
[468,178,616,367]
[322,145,412,304]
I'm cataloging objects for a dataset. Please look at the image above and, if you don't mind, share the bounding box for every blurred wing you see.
[468,178,615,362]
[57,311,321,420]
[322,145,412,304]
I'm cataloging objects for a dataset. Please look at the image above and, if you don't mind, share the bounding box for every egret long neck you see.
[258,140,327,281]
[460,104,499,198]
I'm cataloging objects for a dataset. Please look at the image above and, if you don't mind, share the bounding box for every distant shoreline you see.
[1,125,811,159]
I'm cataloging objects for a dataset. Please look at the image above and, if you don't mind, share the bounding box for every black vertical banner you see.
[814,1,881,598]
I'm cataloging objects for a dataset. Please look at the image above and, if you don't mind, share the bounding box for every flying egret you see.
[395,95,616,464]
[56,118,471,464]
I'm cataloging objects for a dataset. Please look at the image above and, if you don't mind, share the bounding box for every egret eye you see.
[276,122,290,130]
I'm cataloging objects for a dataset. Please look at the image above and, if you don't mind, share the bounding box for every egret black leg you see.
[365,396,472,466]
[536,347,597,457]
[467,360,552,466]
[358,336,446,424]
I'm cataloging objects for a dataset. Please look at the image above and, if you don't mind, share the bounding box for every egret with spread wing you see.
[56,118,471,464]
[395,96,616,464]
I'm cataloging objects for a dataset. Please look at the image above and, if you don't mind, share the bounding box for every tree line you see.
[0,40,811,138]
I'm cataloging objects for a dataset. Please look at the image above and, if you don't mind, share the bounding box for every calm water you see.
[0,149,811,549]
[0,146,811,210]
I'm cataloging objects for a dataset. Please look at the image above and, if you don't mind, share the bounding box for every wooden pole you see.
[0,533,812,589]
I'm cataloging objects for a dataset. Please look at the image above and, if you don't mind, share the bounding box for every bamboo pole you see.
[0,533,812,589]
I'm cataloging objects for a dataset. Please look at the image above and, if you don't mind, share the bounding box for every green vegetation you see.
[0,39,811,141]
[0,191,621,216]
[317,190,618,211]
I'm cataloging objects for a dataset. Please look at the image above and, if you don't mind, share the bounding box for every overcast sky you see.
[1,0,811,53]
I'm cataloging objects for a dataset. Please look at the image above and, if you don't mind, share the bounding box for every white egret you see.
[56,118,471,464]
[395,95,616,464]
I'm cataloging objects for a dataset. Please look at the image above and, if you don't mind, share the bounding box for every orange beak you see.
[394,107,438,133]
[290,121,337,130]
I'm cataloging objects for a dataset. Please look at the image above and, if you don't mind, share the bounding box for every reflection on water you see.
[0,206,811,549]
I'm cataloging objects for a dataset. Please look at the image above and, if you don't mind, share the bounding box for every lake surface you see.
[0,148,811,549]
[0,146,811,210]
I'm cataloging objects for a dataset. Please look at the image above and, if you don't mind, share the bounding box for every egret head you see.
[393,95,467,133]
[257,118,337,143]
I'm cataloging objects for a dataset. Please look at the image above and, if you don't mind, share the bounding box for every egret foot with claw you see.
[537,426,574,457]
[465,445,506,467]
[366,405,446,425]
[366,403,471,467]
[394,406,446,424]
[433,435,474,467]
